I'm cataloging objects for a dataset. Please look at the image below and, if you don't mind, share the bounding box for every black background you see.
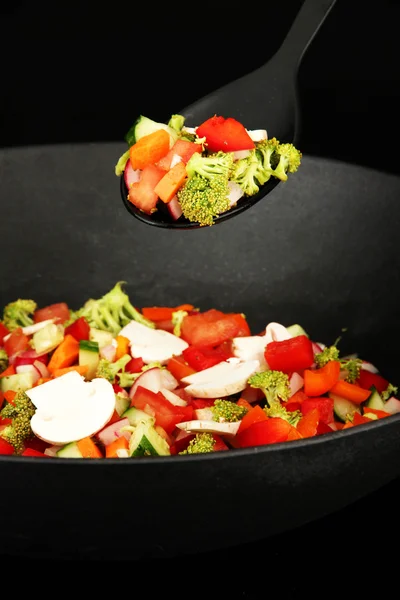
[1,0,399,175]
[1,0,399,594]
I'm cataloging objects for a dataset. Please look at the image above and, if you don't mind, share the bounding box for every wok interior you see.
[0,143,399,386]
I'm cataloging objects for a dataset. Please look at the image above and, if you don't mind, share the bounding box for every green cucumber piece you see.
[1,372,34,393]
[56,442,83,458]
[330,392,360,423]
[115,393,130,417]
[89,328,113,348]
[79,339,99,380]
[286,324,309,338]
[364,385,386,411]
[129,420,170,457]
[125,115,178,147]
[122,406,154,427]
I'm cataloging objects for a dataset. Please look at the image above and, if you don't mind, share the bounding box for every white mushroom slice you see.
[161,388,188,407]
[181,360,234,385]
[182,359,260,398]
[232,335,268,367]
[118,320,188,364]
[28,374,115,446]
[264,322,292,345]
[247,128,268,142]
[176,420,240,436]
[2,318,56,342]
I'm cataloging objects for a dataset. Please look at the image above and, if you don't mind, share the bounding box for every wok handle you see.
[274,0,337,74]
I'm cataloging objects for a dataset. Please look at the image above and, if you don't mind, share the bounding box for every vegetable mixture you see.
[115,113,302,226]
[0,282,398,459]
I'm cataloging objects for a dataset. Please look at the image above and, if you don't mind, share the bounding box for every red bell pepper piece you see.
[166,356,197,381]
[212,434,229,452]
[125,357,145,373]
[237,404,268,434]
[303,361,341,396]
[0,438,14,455]
[264,335,314,373]
[182,344,231,371]
[21,448,49,457]
[180,309,250,347]
[236,417,292,448]
[131,385,193,434]
[362,406,391,419]
[356,369,389,394]
[296,407,320,438]
[0,322,10,345]
[301,396,334,424]
[190,398,216,410]
[196,115,255,153]
[64,316,90,341]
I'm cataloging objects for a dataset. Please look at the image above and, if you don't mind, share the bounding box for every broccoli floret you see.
[171,310,188,337]
[95,354,131,384]
[211,399,248,423]
[177,151,235,226]
[178,175,231,227]
[340,357,362,383]
[256,137,280,174]
[71,281,155,334]
[247,370,290,407]
[264,400,302,426]
[179,432,216,454]
[0,391,36,454]
[0,348,8,374]
[271,143,302,182]
[231,150,267,196]
[315,345,340,368]
[185,150,234,180]
[3,299,37,332]
[382,383,398,402]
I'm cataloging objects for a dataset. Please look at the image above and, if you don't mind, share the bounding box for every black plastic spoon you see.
[120,0,337,230]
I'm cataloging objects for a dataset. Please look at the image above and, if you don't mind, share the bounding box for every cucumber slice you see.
[115,393,130,417]
[79,340,99,380]
[56,442,83,458]
[329,392,360,423]
[122,406,154,427]
[125,115,178,148]
[364,385,386,410]
[286,324,309,338]
[89,328,113,348]
[1,372,34,393]
[129,420,170,457]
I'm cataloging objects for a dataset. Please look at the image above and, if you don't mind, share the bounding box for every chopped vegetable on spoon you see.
[116,113,302,226]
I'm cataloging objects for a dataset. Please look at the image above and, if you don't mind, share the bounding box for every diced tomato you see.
[22,448,49,457]
[0,438,14,455]
[128,164,166,214]
[181,309,250,347]
[0,322,10,345]
[64,316,90,341]
[131,385,194,434]
[303,361,341,396]
[166,356,197,381]
[125,357,145,373]
[264,335,314,373]
[236,417,291,448]
[352,412,373,426]
[34,302,70,324]
[3,327,30,358]
[286,390,309,412]
[356,369,389,394]
[301,396,334,424]
[316,420,335,435]
[196,115,255,152]
[156,139,202,170]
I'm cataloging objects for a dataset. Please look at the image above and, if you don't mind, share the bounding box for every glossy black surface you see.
[120,0,337,229]
[0,142,399,560]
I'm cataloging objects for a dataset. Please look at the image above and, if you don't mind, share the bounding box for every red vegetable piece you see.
[264,335,314,373]
[196,115,255,152]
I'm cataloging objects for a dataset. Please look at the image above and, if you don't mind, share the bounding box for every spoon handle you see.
[275,0,337,72]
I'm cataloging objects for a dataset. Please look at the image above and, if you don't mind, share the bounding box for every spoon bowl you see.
[120,0,337,229]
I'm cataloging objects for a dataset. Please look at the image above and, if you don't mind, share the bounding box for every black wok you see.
[0,142,399,560]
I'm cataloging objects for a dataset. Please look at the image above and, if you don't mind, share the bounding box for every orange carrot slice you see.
[154,161,188,203]
[76,436,103,458]
[47,334,79,373]
[129,129,170,170]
